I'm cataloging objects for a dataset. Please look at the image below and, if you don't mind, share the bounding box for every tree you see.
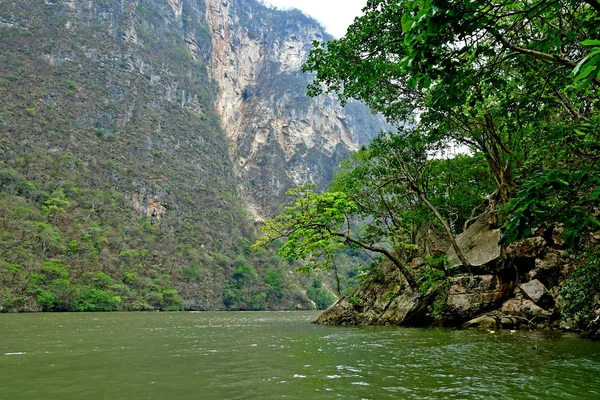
[253,139,495,287]
[303,0,599,211]
[255,0,599,328]
[253,184,419,290]
[334,132,487,269]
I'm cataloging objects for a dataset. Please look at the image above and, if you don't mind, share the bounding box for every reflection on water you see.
[1,311,599,399]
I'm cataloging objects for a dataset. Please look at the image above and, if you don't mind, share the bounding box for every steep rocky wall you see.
[205,0,390,219]
[2,0,349,311]
[0,0,247,309]
[0,0,389,312]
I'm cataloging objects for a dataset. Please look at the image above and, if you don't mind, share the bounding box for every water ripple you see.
[0,311,599,400]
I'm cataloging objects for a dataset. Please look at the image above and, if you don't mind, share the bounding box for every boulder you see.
[447,216,502,268]
[444,274,512,324]
[377,292,431,325]
[313,262,431,326]
[529,251,561,285]
[463,314,498,329]
[520,279,555,309]
[520,279,547,304]
[313,291,429,326]
[416,225,450,257]
[500,316,519,328]
[501,298,550,320]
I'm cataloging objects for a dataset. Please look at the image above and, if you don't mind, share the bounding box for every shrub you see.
[36,290,58,311]
[41,259,69,279]
[73,287,121,311]
[161,288,184,311]
[561,250,600,324]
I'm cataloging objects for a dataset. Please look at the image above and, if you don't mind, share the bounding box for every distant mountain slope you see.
[0,0,385,312]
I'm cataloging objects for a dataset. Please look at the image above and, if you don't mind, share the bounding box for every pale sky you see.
[260,0,367,38]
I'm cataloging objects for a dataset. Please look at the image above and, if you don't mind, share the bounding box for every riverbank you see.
[313,216,600,340]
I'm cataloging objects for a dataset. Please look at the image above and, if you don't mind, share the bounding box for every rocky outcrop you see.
[445,274,512,324]
[205,0,391,220]
[314,291,428,326]
[519,279,554,307]
[313,265,430,326]
[314,217,593,335]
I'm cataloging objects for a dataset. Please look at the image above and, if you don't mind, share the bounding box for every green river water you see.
[1,311,599,399]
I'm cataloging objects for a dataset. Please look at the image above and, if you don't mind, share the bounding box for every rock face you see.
[313,263,430,326]
[314,292,428,326]
[445,274,511,323]
[519,279,553,307]
[0,0,383,311]
[205,0,390,219]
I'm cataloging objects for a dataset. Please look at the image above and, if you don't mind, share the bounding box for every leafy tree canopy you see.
[303,0,600,244]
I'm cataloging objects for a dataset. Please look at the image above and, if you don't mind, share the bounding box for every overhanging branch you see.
[490,31,600,86]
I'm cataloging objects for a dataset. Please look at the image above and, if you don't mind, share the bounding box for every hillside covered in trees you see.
[0,0,382,312]
[256,0,600,337]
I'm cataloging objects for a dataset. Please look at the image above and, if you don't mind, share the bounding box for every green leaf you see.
[581,39,600,46]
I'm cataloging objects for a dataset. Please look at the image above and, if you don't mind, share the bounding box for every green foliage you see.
[36,290,58,310]
[0,168,312,311]
[254,184,357,271]
[73,287,121,312]
[502,165,600,246]
[222,263,269,310]
[0,0,323,313]
[304,0,599,216]
[0,168,30,196]
[299,0,600,320]
[418,267,446,296]
[307,276,337,309]
[92,272,112,289]
[160,288,185,311]
[254,131,493,291]
[40,259,68,279]
[67,240,79,255]
[0,288,27,311]
[255,183,413,280]
[573,40,600,88]
[427,289,450,320]
[263,268,285,301]
[417,259,451,318]
[42,189,71,218]
[347,296,362,307]
[356,261,387,286]
[181,263,203,280]
[561,250,600,323]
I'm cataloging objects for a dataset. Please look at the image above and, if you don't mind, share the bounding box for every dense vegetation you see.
[256,0,600,329]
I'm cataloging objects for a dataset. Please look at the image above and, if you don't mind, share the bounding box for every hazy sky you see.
[261,0,367,38]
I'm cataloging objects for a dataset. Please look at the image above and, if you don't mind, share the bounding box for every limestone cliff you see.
[1,0,383,312]
[205,0,390,219]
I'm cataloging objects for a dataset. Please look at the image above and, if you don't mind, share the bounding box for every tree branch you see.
[410,183,472,271]
[492,32,576,68]
[333,232,417,290]
[490,31,600,86]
